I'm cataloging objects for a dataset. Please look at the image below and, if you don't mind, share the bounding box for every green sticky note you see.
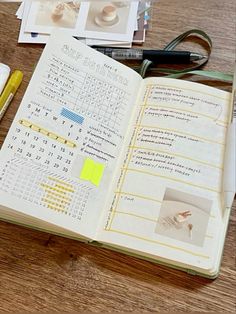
[80,158,105,186]
[80,158,94,181]
[91,163,105,186]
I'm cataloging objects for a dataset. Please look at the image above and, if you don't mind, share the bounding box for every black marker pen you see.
[94,48,207,63]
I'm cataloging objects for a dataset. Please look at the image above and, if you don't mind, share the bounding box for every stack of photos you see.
[16,0,152,47]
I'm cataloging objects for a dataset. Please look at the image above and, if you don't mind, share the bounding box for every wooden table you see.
[0,1,235,312]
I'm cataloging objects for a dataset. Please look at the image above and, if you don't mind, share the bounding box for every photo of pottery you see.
[85,1,131,33]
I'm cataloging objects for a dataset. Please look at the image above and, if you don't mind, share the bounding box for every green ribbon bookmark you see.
[136,29,233,82]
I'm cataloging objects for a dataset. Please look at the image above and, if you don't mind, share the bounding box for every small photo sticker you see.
[155,188,212,246]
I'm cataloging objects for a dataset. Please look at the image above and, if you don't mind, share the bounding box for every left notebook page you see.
[0,29,142,238]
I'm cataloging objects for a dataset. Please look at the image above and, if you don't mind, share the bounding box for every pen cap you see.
[9,70,23,93]
[0,63,10,95]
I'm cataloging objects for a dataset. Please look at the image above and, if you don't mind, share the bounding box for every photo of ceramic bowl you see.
[94,5,119,28]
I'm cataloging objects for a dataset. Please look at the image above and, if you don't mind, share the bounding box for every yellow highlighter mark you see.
[40,128,48,136]
[54,184,74,193]
[19,119,76,148]
[45,195,70,205]
[48,132,58,140]
[40,183,66,194]
[42,198,66,210]
[80,158,105,186]
[31,124,40,132]
[48,176,73,189]
[47,204,67,212]
[20,119,31,127]
[40,176,76,212]
[46,190,72,202]
[66,140,76,148]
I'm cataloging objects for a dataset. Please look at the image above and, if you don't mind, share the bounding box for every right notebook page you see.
[97,77,232,273]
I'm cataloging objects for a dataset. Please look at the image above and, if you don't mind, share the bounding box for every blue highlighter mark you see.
[61,108,84,125]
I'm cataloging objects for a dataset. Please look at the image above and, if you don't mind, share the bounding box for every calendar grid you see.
[0,158,91,220]
[37,55,129,130]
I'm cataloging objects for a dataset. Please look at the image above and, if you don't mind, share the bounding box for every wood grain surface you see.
[0,1,235,312]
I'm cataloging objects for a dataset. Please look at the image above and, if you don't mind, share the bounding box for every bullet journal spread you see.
[0,29,235,278]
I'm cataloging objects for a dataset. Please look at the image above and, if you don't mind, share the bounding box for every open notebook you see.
[0,29,235,278]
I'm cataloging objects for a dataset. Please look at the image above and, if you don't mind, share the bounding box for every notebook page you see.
[97,77,231,270]
[0,29,142,238]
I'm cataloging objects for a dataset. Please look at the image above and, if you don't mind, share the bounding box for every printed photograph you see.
[155,188,212,246]
[85,2,130,33]
[18,0,50,44]
[25,0,82,34]
[77,1,139,41]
